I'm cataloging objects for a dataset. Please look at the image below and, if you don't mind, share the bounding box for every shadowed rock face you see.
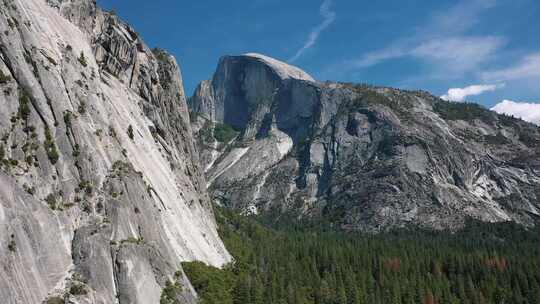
[0,0,230,303]
[190,54,319,140]
[190,54,540,233]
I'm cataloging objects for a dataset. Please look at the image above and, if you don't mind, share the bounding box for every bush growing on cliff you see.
[63,111,72,128]
[69,283,87,296]
[7,235,16,252]
[18,89,31,122]
[433,99,494,123]
[44,128,59,164]
[213,123,237,143]
[160,278,183,304]
[152,48,169,63]
[78,51,87,67]
[127,125,134,140]
[45,193,57,210]
[0,69,11,84]
[78,101,86,114]
[46,297,64,304]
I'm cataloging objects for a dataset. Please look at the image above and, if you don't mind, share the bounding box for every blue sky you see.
[96,0,540,121]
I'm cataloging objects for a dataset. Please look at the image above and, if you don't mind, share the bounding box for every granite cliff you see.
[190,53,540,232]
[0,0,230,303]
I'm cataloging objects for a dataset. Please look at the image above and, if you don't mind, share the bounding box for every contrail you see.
[289,0,336,62]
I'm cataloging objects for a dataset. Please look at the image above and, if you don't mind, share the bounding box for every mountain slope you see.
[190,54,540,232]
[0,0,229,303]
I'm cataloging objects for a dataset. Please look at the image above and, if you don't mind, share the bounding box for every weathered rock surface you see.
[0,0,230,303]
[190,54,540,232]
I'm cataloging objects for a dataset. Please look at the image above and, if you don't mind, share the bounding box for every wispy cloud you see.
[482,53,540,81]
[354,36,505,73]
[353,45,407,68]
[350,0,502,75]
[412,37,505,73]
[441,83,505,102]
[289,0,336,62]
[491,100,540,125]
[426,0,497,35]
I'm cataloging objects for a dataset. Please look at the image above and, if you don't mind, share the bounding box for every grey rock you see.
[0,0,230,303]
[191,54,540,232]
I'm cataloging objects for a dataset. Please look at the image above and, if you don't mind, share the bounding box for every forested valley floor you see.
[181,208,540,304]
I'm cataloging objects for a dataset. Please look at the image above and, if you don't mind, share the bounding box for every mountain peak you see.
[242,53,315,82]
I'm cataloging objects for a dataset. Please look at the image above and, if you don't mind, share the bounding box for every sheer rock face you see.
[190,54,540,232]
[0,0,230,303]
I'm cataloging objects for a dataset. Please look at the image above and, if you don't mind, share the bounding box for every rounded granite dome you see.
[242,53,316,82]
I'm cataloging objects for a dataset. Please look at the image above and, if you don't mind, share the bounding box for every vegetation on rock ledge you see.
[433,99,494,123]
[213,123,238,143]
[160,279,183,304]
[44,128,59,164]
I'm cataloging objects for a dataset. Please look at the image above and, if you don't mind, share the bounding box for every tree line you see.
[182,208,540,304]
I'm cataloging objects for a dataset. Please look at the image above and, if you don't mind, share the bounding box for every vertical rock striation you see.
[0,0,230,303]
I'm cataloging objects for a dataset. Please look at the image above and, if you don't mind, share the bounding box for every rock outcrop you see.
[0,0,230,303]
[190,53,540,232]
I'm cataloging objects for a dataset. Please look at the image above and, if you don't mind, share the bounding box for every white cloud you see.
[427,0,497,34]
[482,53,540,81]
[353,45,407,68]
[355,36,504,72]
[351,0,503,74]
[411,36,505,72]
[441,83,504,102]
[289,0,336,62]
[491,100,540,125]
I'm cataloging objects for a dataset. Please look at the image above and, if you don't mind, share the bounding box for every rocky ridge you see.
[0,0,230,303]
[190,54,540,232]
